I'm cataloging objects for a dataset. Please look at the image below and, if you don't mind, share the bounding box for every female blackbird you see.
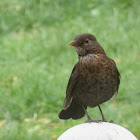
[58,34,120,122]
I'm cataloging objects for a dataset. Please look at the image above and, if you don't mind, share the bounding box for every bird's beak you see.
[69,40,79,46]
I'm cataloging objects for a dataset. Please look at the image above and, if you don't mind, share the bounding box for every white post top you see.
[58,122,137,140]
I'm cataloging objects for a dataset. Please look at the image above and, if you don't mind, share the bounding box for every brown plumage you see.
[58,34,120,122]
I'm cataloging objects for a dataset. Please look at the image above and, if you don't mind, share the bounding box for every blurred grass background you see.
[0,0,140,139]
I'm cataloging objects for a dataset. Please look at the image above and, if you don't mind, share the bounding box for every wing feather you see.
[63,64,78,110]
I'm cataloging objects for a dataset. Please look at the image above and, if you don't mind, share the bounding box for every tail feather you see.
[58,99,86,120]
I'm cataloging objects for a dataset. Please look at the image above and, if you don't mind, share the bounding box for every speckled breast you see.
[73,54,119,107]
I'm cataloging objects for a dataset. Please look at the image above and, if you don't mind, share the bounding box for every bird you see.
[58,33,120,122]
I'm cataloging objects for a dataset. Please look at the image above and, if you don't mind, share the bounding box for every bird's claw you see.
[109,120,114,123]
[85,119,114,123]
[85,118,102,123]
[102,119,114,123]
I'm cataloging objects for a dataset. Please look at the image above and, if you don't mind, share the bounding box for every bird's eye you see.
[85,39,88,43]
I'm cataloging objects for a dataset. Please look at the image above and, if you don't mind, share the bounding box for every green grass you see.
[0,0,140,139]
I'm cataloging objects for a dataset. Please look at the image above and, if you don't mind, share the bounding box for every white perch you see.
[58,122,137,140]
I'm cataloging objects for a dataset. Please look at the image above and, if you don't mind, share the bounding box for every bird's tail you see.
[58,99,86,120]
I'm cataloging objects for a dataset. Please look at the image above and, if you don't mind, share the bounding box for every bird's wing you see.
[63,64,79,110]
[110,59,121,99]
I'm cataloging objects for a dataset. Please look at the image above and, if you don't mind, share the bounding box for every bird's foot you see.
[85,117,102,123]
[85,118,114,123]
[109,120,114,123]
[102,119,114,123]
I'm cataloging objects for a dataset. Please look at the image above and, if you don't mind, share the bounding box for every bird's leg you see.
[98,105,113,123]
[98,105,106,122]
[83,107,101,123]
[83,107,92,122]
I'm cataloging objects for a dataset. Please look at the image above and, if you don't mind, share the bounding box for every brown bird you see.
[58,34,120,122]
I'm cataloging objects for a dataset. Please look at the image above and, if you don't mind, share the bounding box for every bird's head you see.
[69,34,106,57]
